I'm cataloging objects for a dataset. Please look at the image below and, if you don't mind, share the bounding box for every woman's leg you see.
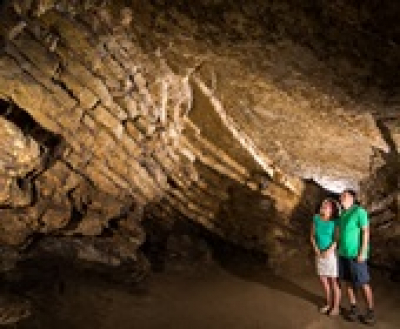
[328,277,341,315]
[319,276,331,313]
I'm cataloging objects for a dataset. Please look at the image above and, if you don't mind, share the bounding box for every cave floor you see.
[17,261,400,329]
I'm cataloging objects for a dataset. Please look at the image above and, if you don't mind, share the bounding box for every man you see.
[338,189,375,325]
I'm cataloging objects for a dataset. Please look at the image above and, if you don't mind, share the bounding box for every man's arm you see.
[358,225,369,262]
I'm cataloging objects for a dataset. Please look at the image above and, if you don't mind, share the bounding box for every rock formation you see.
[0,0,398,293]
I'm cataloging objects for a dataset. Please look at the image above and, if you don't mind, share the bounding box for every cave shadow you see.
[212,241,324,308]
[207,178,331,308]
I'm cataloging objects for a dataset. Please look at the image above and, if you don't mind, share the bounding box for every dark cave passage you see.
[0,0,398,327]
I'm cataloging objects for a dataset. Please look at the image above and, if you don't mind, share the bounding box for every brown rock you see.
[0,0,398,275]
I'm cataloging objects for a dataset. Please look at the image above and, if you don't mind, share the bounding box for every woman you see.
[310,199,341,316]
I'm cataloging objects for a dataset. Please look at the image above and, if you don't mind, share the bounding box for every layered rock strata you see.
[0,0,397,275]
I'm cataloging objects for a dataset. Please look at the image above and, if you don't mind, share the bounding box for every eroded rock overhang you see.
[0,0,398,270]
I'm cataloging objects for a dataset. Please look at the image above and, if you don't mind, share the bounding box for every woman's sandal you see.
[319,305,331,314]
[328,308,340,316]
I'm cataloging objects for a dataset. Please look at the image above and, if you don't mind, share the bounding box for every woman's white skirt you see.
[316,251,338,277]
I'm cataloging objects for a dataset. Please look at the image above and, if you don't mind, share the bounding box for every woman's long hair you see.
[319,198,342,219]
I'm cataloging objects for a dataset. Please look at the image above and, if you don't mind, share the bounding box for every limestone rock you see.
[0,0,398,274]
[0,297,31,326]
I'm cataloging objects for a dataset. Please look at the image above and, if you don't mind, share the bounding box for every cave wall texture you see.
[0,0,398,274]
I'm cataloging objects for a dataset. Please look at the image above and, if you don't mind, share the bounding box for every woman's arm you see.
[329,225,339,251]
[321,225,338,257]
[310,223,320,257]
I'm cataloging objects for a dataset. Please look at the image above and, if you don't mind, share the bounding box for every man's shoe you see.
[360,309,376,326]
[345,305,359,322]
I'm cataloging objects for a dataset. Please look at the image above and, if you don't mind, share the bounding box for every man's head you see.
[340,189,357,210]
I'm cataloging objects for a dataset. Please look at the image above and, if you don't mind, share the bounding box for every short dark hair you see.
[342,189,357,198]
[342,189,360,205]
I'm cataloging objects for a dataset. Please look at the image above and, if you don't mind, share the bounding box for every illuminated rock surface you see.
[0,3,398,323]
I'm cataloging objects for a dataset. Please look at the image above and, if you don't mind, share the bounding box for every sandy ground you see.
[16,258,400,329]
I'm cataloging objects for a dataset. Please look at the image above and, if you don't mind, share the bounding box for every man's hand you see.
[315,249,321,258]
[356,254,365,263]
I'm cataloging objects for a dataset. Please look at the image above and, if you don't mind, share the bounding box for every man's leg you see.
[339,257,359,321]
[341,281,359,321]
[339,257,356,305]
[342,258,359,322]
[346,282,357,305]
[349,259,376,325]
[361,283,374,310]
[358,268,376,325]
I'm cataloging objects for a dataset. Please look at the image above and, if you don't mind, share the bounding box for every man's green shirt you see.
[338,204,369,259]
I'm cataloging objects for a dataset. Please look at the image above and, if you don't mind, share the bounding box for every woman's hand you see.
[320,248,333,258]
[321,242,336,258]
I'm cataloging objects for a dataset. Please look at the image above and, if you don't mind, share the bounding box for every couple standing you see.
[310,189,376,325]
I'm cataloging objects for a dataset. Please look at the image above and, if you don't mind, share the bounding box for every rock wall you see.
[0,0,398,274]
